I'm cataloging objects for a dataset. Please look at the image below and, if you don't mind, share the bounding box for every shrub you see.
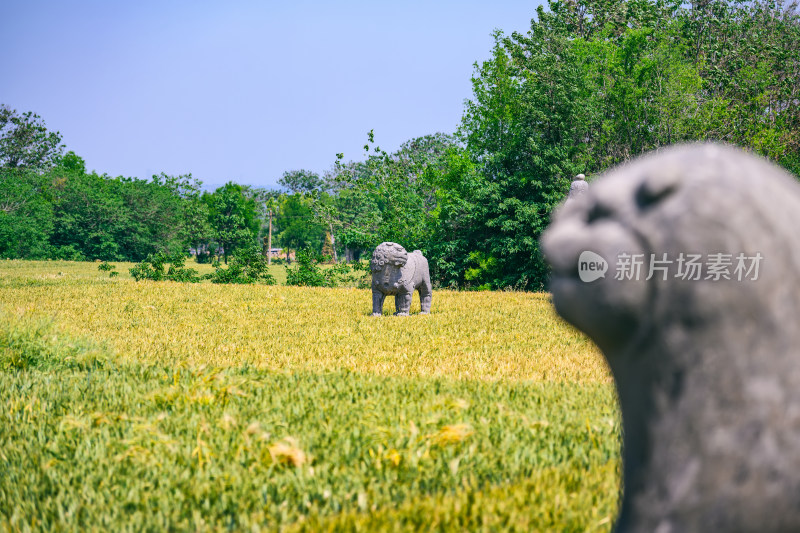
[129,252,201,282]
[286,250,361,288]
[205,245,276,285]
[97,261,117,276]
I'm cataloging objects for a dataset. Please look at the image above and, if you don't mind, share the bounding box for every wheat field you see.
[0,260,620,531]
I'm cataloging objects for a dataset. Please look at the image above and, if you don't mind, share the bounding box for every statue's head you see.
[371,242,409,294]
[543,143,790,354]
[370,242,408,272]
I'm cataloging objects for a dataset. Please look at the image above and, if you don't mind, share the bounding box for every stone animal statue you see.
[541,144,800,532]
[370,242,432,316]
[566,173,589,202]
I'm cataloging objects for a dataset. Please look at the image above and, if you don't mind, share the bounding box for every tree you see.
[114,174,186,261]
[678,0,800,174]
[422,147,490,288]
[49,158,128,261]
[279,169,324,195]
[454,23,586,289]
[0,167,54,259]
[0,105,64,172]
[205,182,260,263]
[182,195,213,258]
[319,159,381,259]
[439,0,799,289]
[246,186,282,258]
[322,131,457,260]
[0,105,64,258]
[275,193,325,261]
[155,173,213,257]
[48,157,191,261]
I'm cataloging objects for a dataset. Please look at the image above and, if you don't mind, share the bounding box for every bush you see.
[98,261,116,272]
[205,245,276,285]
[98,261,119,278]
[286,250,361,288]
[129,252,201,282]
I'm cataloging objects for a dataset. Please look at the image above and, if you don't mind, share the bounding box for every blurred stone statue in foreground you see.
[542,144,800,532]
[370,242,432,316]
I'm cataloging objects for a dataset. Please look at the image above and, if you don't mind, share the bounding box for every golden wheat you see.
[0,260,619,531]
[0,261,608,382]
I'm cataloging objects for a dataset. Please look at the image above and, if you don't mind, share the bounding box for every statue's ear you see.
[399,255,416,282]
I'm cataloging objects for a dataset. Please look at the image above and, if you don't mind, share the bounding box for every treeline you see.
[2,0,799,290]
[0,142,266,264]
[0,107,328,265]
[304,0,800,289]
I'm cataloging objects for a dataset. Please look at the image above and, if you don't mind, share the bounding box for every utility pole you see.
[267,209,273,265]
[329,223,338,263]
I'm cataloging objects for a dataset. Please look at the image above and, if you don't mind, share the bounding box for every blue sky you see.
[1,1,542,190]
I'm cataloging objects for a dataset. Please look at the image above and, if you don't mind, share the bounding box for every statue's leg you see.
[419,280,433,314]
[372,290,386,316]
[395,292,412,316]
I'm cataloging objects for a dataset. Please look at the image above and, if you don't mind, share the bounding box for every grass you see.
[0,260,620,531]
[0,261,608,381]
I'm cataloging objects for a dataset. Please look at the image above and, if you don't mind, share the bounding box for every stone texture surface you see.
[541,144,800,532]
[370,242,432,316]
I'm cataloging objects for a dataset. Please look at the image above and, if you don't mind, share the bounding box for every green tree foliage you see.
[205,244,276,284]
[129,252,202,282]
[204,182,261,263]
[322,131,457,259]
[432,0,800,289]
[275,193,326,260]
[114,174,186,261]
[48,155,189,261]
[0,106,63,259]
[0,168,55,259]
[318,160,381,257]
[0,105,267,265]
[677,0,800,173]
[48,154,126,260]
[285,249,359,287]
[455,26,579,289]
[0,105,265,264]
[279,169,324,194]
[177,178,213,260]
[0,105,64,172]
